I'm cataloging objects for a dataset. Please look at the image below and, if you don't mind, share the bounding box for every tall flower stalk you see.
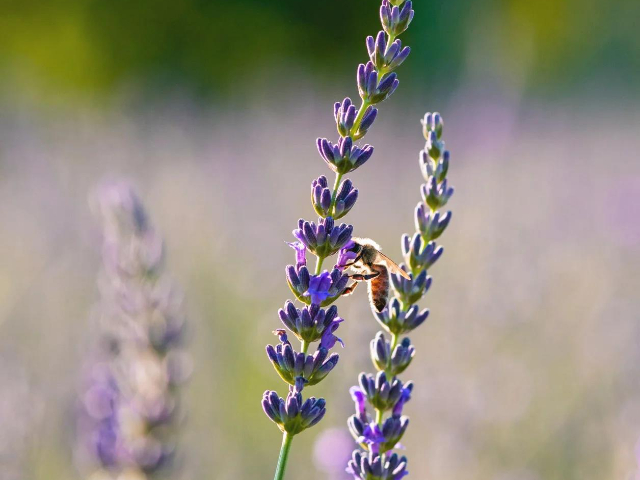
[346,113,453,479]
[262,1,414,479]
[76,181,190,479]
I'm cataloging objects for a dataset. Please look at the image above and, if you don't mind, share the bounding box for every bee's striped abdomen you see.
[368,264,389,312]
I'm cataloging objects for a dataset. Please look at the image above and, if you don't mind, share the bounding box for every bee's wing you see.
[376,252,411,280]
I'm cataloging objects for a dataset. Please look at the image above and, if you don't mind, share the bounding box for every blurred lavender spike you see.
[76,180,190,479]
[342,113,454,479]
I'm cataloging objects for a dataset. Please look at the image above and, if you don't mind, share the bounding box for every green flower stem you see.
[329,172,344,217]
[301,340,310,355]
[350,100,371,139]
[314,255,325,275]
[385,332,400,378]
[375,408,384,426]
[273,432,294,480]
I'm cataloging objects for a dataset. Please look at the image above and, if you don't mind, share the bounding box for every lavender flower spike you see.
[76,180,190,479]
[264,1,416,479]
[346,112,454,478]
[262,0,418,480]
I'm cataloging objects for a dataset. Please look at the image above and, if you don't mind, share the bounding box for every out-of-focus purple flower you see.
[77,181,189,478]
[313,428,354,478]
[346,113,454,478]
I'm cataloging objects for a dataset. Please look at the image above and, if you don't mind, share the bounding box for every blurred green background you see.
[1,0,640,479]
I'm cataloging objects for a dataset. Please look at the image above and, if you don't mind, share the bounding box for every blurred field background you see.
[1,0,640,479]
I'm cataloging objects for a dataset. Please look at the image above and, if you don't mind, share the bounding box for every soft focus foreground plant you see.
[76,181,190,479]
[345,113,453,479]
[262,1,414,479]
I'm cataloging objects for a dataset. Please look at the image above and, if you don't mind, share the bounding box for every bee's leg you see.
[341,281,359,296]
[341,271,381,297]
[340,251,365,268]
[349,271,381,281]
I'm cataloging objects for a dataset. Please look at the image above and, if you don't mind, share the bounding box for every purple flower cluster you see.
[76,181,190,479]
[264,1,415,478]
[346,112,453,479]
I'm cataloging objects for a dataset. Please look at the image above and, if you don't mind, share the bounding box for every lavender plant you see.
[345,113,453,479]
[76,181,190,479]
[262,1,414,479]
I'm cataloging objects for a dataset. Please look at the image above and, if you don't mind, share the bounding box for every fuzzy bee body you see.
[342,237,410,312]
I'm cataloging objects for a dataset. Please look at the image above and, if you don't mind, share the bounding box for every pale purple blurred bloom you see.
[313,428,354,479]
[76,180,189,478]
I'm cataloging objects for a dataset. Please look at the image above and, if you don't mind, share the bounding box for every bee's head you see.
[347,241,363,254]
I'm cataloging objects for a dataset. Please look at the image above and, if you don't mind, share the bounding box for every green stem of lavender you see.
[329,172,344,216]
[273,432,294,480]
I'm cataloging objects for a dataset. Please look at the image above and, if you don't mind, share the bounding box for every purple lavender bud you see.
[347,450,409,480]
[367,30,411,73]
[421,176,454,210]
[327,268,349,297]
[425,128,445,161]
[317,136,375,174]
[334,97,359,137]
[387,44,410,70]
[356,106,378,138]
[370,332,389,372]
[390,337,415,376]
[392,382,413,417]
[357,61,400,104]
[278,301,341,345]
[266,344,339,390]
[375,298,429,334]
[419,143,451,183]
[286,268,348,307]
[311,176,333,217]
[414,203,452,241]
[380,0,414,37]
[401,233,443,272]
[390,267,431,305]
[293,217,352,257]
[263,390,327,434]
[421,111,443,139]
[333,178,359,219]
[379,415,409,452]
[355,372,406,413]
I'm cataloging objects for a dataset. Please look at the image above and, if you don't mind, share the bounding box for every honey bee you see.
[341,237,411,312]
